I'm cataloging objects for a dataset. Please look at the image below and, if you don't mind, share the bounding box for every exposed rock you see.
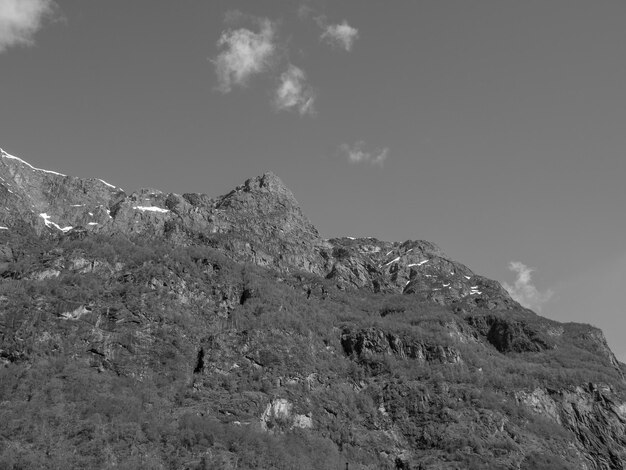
[341,327,463,364]
[517,385,626,469]
[517,388,563,424]
[466,314,557,353]
[28,268,61,280]
[260,398,312,432]
[0,148,123,235]
[59,305,90,320]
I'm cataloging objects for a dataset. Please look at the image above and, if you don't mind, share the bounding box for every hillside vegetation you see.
[1,150,625,469]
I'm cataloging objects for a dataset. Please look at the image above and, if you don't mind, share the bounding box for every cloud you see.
[297,4,314,20]
[223,9,246,25]
[502,261,554,312]
[0,0,55,53]
[320,21,359,51]
[213,18,276,93]
[275,65,315,115]
[339,141,389,167]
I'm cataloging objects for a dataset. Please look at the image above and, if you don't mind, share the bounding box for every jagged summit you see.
[218,171,301,213]
[0,148,547,307]
[0,149,324,271]
[239,171,292,194]
[0,146,551,324]
[1,148,499,297]
[0,149,510,302]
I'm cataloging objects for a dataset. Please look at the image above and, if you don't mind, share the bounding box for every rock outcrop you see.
[0,148,123,235]
[341,326,463,364]
[517,385,626,468]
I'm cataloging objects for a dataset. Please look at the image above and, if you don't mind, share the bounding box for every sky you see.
[1,0,625,360]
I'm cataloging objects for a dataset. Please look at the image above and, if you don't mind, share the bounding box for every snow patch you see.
[133,206,169,213]
[98,178,118,189]
[88,222,98,226]
[408,260,429,267]
[383,256,400,267]
[39,213,72,232]
[0,226,8,230]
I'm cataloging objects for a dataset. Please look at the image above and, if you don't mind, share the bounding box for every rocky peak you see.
[218,171,300,210]
[210,172,324,273]
[1,149,325,272]
[0,149,518,298]
[242,172,294,197]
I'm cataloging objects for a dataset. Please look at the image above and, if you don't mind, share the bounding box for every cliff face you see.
[1,148,625,469]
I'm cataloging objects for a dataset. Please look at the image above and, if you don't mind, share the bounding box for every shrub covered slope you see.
[1,149,625,469]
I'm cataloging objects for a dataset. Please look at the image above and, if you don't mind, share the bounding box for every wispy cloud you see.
[503,261,554,312]
[275,65,315,115]
[297,4,314,20]
[339,141,389,167]
[213,18,276,93]
[0,0,55,53]
[320,20,359,52]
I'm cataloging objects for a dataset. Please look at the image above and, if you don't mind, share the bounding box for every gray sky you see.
[1,0,625,360]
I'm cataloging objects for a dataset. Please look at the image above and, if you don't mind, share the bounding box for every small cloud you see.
[275,65,315,115]
[339,141,389,167]
[213,18,276,93]
[503,261,554,312]
[297,4,314,19]
[223,9,245,25]
[320,21,359,51]
[0,0,55,53]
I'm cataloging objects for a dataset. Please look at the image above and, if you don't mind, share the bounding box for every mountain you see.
[1,147,625,469]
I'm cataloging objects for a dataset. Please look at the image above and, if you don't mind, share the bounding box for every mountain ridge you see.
[0,149,515,306]
[1,147,625,469]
